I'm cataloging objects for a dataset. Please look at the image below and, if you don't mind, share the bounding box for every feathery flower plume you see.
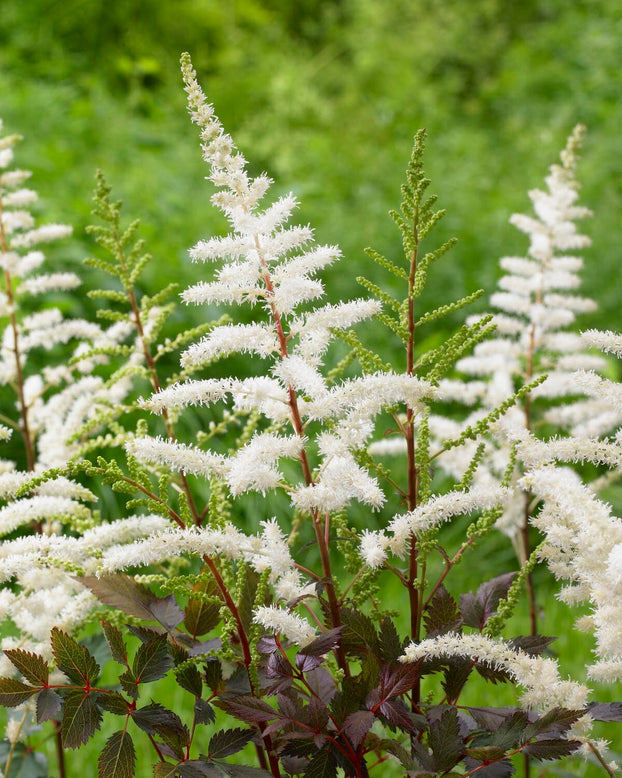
[0,122,168,709]
[129,54,431,521]
[402,633,589,711]
[428,127,604,576]
[522,465,622,682]
[1,64,616,778]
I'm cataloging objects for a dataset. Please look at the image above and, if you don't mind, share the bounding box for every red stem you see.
[53,720,67,778]
[405,203,421,714]
[202,555,281,777]
[255,241,349,676]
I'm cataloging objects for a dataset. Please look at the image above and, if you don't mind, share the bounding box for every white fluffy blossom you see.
[582,329,622,358]
[430,127,605,543]
[522,465,622,680]
[253,605,316,646]
[359,485,507,567]
[142,378,233,412]
[127,436,229,478]
[181,323,279,367]
[227,433,303,495]
[402,633,589,711]
[0,496,90,536]
[100,519,310,603]
[294,454,385,513]
[143,376,290,422]
[18,272,81,296]
[10,224,72,249]
[291,300,381,361]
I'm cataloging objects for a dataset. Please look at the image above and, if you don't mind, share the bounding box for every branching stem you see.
[201,554,280,777]
[254,234,349,676]
[111,222,202,524]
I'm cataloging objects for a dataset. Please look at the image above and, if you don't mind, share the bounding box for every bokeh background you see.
[1,0,621,331]
[1,1,622,773]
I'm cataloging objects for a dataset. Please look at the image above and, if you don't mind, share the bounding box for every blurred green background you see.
[1,0,621,329]
[1,0,622,774]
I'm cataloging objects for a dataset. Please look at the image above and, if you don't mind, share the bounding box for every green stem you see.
[588,740,617,777]
[3,709,29,776]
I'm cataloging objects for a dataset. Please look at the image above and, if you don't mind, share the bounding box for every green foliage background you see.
[1,1,622,774]
[1,0,620,332]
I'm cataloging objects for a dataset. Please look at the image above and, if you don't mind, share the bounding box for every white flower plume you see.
[429,126,606,544]
[402,633,589,711]
[522,465,622,681]
[359,485,507,568]
[124,55,416,518]
[253,606,316,646]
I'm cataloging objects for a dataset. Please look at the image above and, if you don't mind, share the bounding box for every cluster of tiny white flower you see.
[129,57,435,522]
[100,518,311,604]
[359,485,508,568]
[0,122,172,681]
[516,322,622,687]
[445,127,605,533]
[401,632,589,710]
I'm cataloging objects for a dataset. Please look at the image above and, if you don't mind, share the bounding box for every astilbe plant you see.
[520,328,622,684]
[0,123,198,776]
[0,123,163,683]
[418,127,622,711]
[0,54,620,778]
[408,126,612,635]
[507,326,622,770]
